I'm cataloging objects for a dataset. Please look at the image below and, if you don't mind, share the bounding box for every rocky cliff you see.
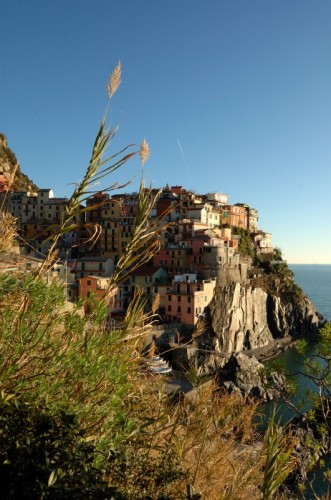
[208,276,321,356]
[0,133,38,192]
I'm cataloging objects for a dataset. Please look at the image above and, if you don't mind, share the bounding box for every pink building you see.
[164,274,216,327]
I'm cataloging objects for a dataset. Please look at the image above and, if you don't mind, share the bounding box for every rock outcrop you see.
[217,352,286,401]
[190,269,323,394]
[208,283,274,354]
[207,277,321,356]
[0,133,37,192]
[267,292,321,338]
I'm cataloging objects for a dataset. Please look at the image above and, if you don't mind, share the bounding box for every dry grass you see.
[108,369,266,499]
[107,62,122,98]
[177,386,264,499]
[139,139,150,166]
[0,212,17,254]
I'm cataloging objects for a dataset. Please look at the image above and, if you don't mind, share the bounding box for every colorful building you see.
[164,274,216,327]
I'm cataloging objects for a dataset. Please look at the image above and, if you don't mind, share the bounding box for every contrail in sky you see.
[177,139,190,171]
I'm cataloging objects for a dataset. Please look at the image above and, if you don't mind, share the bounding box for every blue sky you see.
[1,0,331,263]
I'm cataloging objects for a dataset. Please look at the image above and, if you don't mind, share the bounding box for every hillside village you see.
[0,140,325,499]
[0,179,274,329]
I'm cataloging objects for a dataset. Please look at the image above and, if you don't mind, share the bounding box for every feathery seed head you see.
[107,62,122,98]
[139,139,150,166]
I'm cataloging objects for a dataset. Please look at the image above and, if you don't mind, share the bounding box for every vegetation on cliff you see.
[252,250,304,301]
[0,132,38,192]
[232,226,255,259]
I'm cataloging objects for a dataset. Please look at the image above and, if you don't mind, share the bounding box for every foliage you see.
[293,322,331,426]
[0,265,266,497]
[232,227,255,259]
[0,392,124,499]
[261,412,296,499]
[266,322,331,496]
[0,212,17,253]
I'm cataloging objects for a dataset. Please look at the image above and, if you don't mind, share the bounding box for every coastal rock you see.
[208,279,321,357]
[217,352,286,401]
[267,293,321,338]
[208,283,274,354]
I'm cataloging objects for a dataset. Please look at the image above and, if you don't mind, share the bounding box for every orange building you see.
[229,205,248,230]
[78,276,123,311]
[164,274,216,327]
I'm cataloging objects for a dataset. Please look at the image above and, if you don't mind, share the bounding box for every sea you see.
[265,264,331,497]
[289,264,331,322]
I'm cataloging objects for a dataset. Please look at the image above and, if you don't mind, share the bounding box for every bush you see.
[0,392,125,499]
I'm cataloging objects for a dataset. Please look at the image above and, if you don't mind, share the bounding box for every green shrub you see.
[0,392,125,499]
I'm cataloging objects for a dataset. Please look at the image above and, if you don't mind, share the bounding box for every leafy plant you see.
[261,412,296,499]
[0,391,125,499]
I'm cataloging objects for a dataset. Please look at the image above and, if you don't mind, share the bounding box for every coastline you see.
[246,336,296,362]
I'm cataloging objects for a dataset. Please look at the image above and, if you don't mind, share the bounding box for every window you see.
[98,263,103,270]
[177,306,181,313]
[178,295,181,302]
[188,296,191,303]
[87,280,91,286]
[167,305,171,312]
[168,295,171,301]
[187,307,191,313]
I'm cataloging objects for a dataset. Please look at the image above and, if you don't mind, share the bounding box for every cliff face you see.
[0,133,38,192]
[208,278,321,355]
[209,284,273,353]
